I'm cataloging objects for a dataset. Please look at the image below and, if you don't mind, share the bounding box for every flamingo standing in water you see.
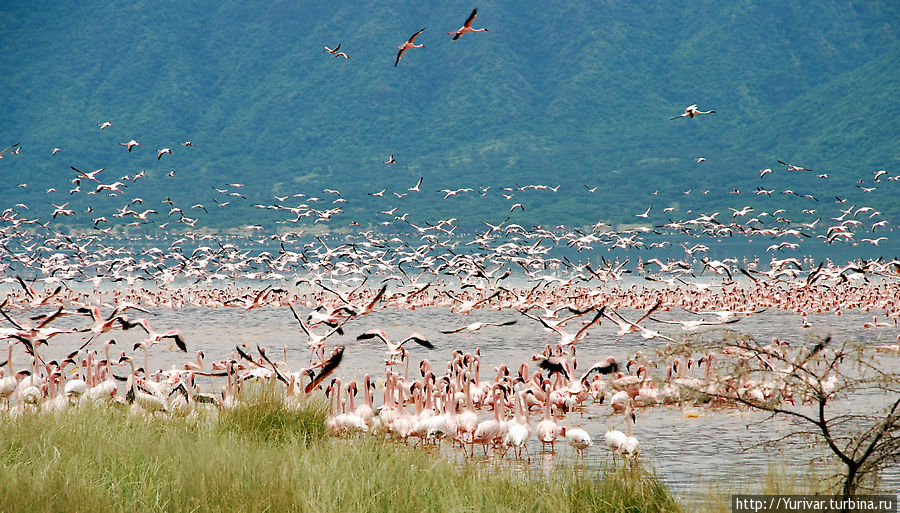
[505,391,531,462]
[395,28,425,66]
[447,8,487,41]
[562,425,593,459]
[536,380,560,451]
[873,335,900,354]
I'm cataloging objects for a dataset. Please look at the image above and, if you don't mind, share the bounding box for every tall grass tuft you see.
[694,462,840,512]
[218,382,327,444]
[0,398,681,513]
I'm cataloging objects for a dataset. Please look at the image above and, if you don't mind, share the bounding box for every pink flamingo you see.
[447,8,487,40]
[395,28,425,66]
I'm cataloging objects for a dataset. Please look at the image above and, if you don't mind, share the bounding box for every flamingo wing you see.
[570,309,601,341]
[537,358,569,379]
[408,27,425,43]
[163,330,187,352]
[400,333,433,349]
[464,8,477,27]
[305,346,345,394]
[356,329,391,346]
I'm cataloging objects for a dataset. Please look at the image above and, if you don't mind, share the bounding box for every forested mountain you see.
[0,1,898,232]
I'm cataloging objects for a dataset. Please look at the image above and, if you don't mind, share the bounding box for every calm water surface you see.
[16,299,899,500]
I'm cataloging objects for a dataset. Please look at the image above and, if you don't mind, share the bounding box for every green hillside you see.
[0,0,898,232]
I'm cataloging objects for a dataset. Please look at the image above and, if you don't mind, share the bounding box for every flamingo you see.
[670,104,715,119]
[622,403,640,464]
[324,43,349,59]
[121,317,187,352]
[356,329,434,362]
[394,28,425,66]
[0,341,19,408]
[873,335,900,354]
[472,388,504,454]
[0,142,20,159]
[447,8,487,40]
[604,423,627,466]
[505,391,531,462]
[536,380,560,451]
[456,373,479,452]
[562,425,593,458]
[120,139,140,152]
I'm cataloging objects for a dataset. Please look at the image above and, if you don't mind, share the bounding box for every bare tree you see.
[668,332,900,502]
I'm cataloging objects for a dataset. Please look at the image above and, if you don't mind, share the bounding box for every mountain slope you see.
[0,0,897,230]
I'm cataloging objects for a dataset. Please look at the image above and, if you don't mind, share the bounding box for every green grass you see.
[693,463,841,513]
[218,381,327,445]
[0,393,681,513]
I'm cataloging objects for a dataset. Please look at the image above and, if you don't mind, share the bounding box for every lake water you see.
[8,294,898,501]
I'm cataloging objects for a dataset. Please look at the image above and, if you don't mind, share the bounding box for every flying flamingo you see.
[121,317,187,352]
[324,43,349,59]
[120,139,140,152]
[670,104,715,119]
[395,28,425,67]
[355,329,434,361]
[447,8,487,40]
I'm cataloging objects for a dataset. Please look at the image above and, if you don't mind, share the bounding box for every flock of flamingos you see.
[1,7,899,473]
[0,224,898,466]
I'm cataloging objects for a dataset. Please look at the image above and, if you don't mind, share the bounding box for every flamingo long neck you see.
[347,385,356,412]
[514,393,524,424]
[424,382,434,413]
[328,385,337,416]
[493,391,503,423]
[387,374,397,409]
[626,405,633,437]
[335,380,344,414]
[465,377,474,413]
[543,387,551,421]
[48,375,58,399]
[443,387,453,415]
[104,344,112,376]
[413,388,423,416]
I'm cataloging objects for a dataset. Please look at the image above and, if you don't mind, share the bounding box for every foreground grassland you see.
[0,392,681,513]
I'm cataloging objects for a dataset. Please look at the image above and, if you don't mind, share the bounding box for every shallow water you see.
[12,300,899,501]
